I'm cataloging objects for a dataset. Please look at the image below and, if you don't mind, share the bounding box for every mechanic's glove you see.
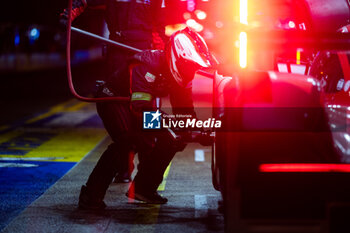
[132,50,166,72]
[166,129,188,152]
[59,0,87,27]
[94,80,115,97]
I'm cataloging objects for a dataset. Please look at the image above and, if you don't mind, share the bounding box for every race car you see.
[210,0,350,232]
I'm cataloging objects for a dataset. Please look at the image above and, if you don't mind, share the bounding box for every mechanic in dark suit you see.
[115,27,216,208]
[61,0,169,207]
[62,0,216,210]
[61,0,166,184]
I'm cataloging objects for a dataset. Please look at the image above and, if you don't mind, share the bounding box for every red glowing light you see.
[260,164,350,173]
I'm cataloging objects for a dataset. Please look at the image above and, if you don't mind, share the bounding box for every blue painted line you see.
[0,109,54,135]
[0,160,76,231]
[0,101,105,231]
[0,132,56,155]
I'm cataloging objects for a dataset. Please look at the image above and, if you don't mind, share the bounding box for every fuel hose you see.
[66,0,141,102]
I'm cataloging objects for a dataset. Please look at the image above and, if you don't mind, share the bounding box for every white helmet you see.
[165,27,218,87]
[338,24,350,33]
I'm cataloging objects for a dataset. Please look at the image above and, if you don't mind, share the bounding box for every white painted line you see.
[194,194,208,218]
[194,149,205,162]
[0,163,38,168]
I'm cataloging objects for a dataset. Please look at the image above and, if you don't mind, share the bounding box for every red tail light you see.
[260,164,350,173]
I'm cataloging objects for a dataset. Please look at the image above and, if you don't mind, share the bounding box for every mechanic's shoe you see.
[113,172,131,183]
[78,185,106,210]
[126,190,168,204]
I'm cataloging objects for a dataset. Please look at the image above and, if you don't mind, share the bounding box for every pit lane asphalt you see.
[0,65,224,232]
[1,139,223,233]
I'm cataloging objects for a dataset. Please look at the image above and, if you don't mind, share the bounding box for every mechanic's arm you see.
[130,91,155,114]
[130,64,157,116]
[130,50,167,113]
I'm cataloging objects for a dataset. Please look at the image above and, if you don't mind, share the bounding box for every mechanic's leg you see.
[79,141,127,210]
[138,133,179,192]
[130,131,181,203]
[101,62,135,183]
[97,100,134,183]
[85,142,125,195]
[79,101,133,209]
[114,151,135,183]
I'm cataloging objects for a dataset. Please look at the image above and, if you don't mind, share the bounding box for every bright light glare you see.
[239,0,248,68]
[215,21,224,28]
[30,28,38,37]
[165,24,186,36]
[240,0,248,25]
[187,0,195,12]
[239,32,247,68]
[288,21,296,29]
[344,134,350,142]
[203,29,214,39]
[29,27,40,41]
[186,19,197,28]
[195,10,207,20]
[186,19,204,32]
[14,34,20,46]
[183,12,191,20]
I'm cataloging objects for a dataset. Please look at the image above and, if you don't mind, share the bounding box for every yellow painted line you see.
[130,163,172,232]
[157,162,171,191]
[25,101,70,124]
[0,131,20,144]
[25,100,87,124]
[130,205,162,233]
[0,125,9,132]
[1,129,106,162]
[0,99,106,163]
[65,102,89,112]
